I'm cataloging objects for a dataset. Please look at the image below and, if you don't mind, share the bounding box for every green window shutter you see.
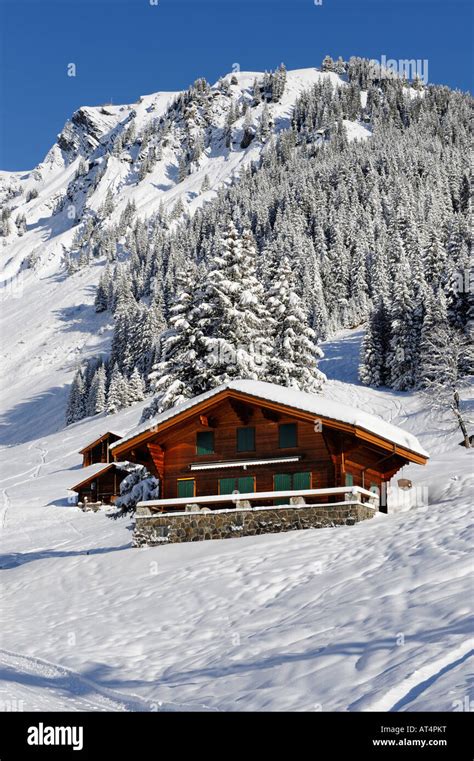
[219,477,236,495]
[237,476,255,494]
[293,472,311,490]
[274,473,291,504]
[177,479,195,498]
[345,473,354,487]
[274,473,292,491]
[279,423,297,448]
[237,427,255,452]
[196,431,214,455]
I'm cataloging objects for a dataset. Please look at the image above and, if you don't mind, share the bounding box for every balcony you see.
[137,485,379,515]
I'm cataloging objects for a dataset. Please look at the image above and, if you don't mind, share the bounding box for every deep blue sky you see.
[1,0,472,170]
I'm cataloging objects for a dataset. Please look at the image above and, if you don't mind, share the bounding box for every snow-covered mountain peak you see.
[0,66,355,280]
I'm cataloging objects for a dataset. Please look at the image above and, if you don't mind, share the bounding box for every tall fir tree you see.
[66,368,86,425]
[106,364,128,415]
[386,256,419,390]
[359,297,391,386]
[265,256,326,393]
[128,366,146,403]
[87,365,107,416]
[200,223,270,386]
[142,265,208,418]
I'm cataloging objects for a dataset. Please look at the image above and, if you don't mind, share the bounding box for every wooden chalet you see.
[70,462,131,505]
[79,431,124,467]
[109,380,428,513]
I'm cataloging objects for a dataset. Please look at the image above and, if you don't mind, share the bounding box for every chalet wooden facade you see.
[79,431,123,467]
[110,380,428,513]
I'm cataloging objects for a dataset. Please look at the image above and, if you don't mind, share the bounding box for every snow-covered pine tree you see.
[99,188,114,219]
[417,289,452,388]
[386,256,419,390]
[272,63,287,102]
[112,266,135,315]
[259,103,272,142]
[87,364,107,416]
[200,174,211,193]
[106,363,128,415]
[128,366,146,403]
[417,290,472,447]
[349,237,369,323]
[200,223,269,386]
[424,228,447,288]
[66,367,87,425]
[136,298,166,380]
[141,264,208,419]
[94,265,111,312]
[321,55,335,73]
[265,256,326,393]
[359,297,390,386]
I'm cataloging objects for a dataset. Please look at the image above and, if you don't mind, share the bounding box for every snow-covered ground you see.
[1,330,472,712]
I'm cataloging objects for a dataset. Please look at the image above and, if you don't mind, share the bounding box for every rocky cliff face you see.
[55,106,125,162]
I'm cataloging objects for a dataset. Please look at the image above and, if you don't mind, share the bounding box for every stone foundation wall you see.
[133,503,375,547]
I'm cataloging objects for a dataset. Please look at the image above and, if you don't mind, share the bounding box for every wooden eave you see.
[111,389,428,466]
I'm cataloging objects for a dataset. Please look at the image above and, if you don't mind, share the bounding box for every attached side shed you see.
[70,462,130,505]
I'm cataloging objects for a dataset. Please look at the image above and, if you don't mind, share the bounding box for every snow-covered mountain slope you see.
[0,330,472,711]
[0,68,370,446]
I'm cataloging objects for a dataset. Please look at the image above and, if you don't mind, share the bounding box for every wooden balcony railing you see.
[137,486,379,515]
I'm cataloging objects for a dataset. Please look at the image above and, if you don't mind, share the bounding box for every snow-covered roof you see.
[79,431,125,453]
[69,461,131,489]
[110,380,429,459]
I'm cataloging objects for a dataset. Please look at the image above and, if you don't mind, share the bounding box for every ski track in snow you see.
[0,649,216,712]
[0,488,10,530]
[365,641,474,712]
[29,441,48,479]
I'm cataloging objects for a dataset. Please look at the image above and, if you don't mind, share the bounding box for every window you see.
[177,479,195,498]
[279,423,297,448]
[273,472,311,504]
[345,473,354,487]
[219,476,255,495]
[196,431,214,455]
[369,482,379,495]
[237,426,255,452]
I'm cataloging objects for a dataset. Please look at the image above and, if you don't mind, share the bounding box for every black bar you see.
[0,711,472,759]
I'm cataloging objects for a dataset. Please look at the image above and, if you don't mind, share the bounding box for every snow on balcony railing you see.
[137,486,379,515]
